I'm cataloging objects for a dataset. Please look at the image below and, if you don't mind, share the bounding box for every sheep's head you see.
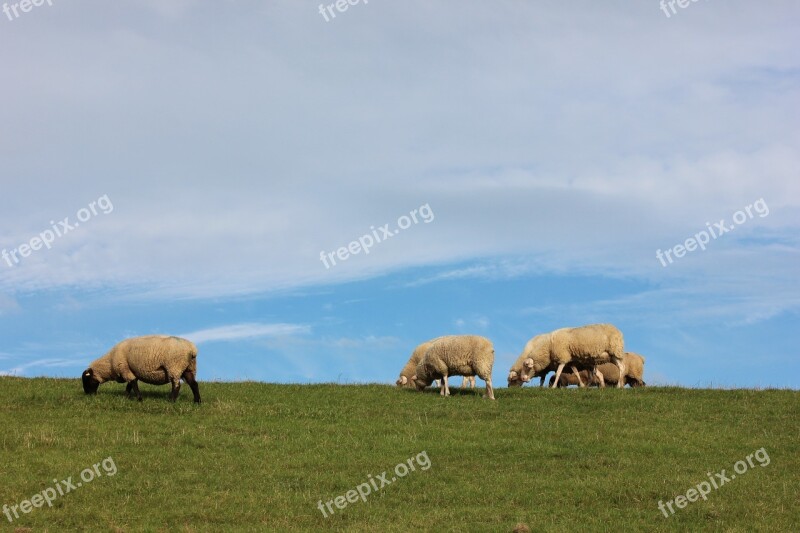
[507,370,524,387]
[414,376,433,391]
[82,368,100,394]
[413,368,435,390]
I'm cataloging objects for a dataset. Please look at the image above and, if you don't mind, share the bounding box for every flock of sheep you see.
[395,323,646,400]
[79,323,645,402]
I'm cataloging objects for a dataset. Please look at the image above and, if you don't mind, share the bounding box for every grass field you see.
[0,377,797,532]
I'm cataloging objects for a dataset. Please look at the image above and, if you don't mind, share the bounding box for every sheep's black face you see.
[82,369,100,394]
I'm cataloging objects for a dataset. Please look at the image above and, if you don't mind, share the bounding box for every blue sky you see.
[1,1,798,388]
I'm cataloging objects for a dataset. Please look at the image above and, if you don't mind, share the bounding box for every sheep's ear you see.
[508,371,518,380]
[83,369,92,377]
[523,358,534,369]
[400,376,407,385]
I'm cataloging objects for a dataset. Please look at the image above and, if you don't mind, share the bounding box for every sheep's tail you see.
[186,342,198,374]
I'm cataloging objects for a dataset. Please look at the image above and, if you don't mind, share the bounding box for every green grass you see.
[0,378,798,532]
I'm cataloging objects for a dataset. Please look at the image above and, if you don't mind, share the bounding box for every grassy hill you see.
[0,377,797,532]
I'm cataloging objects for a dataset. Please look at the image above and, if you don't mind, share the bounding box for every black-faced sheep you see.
[82,335,200,403]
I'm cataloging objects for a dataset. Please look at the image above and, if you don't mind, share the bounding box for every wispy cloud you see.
[179,323,310,344]
[0,357,83,377]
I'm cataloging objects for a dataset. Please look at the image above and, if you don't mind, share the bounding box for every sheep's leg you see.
[182,369,201,404]
[440,374,450,396]
[539,374,546,387]
[483,377,495,400]
[550,363,566,389]
[594,368,605,388]
[571,365,585,387]
[126,379,142,401]
[461,376,467,388]
[168,377,181,402]
[612,356,625,389]
[471,376,476,388]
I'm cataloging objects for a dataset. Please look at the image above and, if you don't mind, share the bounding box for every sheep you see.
[82,335,201,403]
[396,338,443,389]
[413,335,495,400]
[593,352,647,387]
[509,361,586,388]
[509,357,596,388]
[507,324,626,389]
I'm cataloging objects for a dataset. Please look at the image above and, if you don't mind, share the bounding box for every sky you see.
[1,1,798,388]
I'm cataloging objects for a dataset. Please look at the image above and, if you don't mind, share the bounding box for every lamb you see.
[549,368,593,388]
[508,361,584,388]
[593,352,647,387]
[413,335,495,400]
[508,354,597,388]
[507,324,626,389]
[82,335,201,403]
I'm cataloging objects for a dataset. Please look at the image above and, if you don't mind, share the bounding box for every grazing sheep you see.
[509,361,588,388]
[396,338,443,388]
[593,352,647,387]
[414,335,495,400]
[82,335,201,403]
[508,324,626,389]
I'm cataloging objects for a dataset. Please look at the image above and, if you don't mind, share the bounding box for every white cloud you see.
[0,0,796,315]
[179,323,310,344]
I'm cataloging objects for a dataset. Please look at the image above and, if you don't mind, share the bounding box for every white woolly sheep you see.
[82,335,200,403]
[397,338,444,389]
[414,335,495,400]
[507,324,625,389]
